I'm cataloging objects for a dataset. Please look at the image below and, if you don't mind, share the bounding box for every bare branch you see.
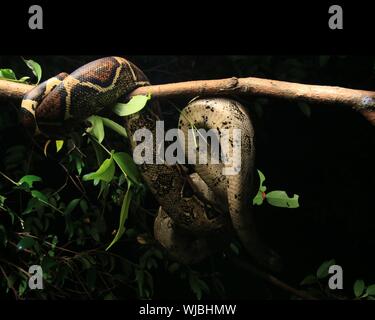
[1,76,375,125]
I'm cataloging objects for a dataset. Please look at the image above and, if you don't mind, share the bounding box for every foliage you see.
[299,259,375,300]
[0,59,224,300]
[1,55,374,300]
[253,170,300,208]
[0,57,41,84]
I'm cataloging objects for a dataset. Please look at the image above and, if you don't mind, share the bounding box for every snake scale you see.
[20,56,281,271]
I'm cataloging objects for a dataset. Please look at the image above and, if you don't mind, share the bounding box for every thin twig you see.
[230,256,318,300]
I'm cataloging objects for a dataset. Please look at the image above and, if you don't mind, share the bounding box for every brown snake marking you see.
[20,56,281,271]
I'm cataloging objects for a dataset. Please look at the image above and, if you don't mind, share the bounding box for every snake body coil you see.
[20,56,280,271]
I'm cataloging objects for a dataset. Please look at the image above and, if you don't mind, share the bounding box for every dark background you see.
[0,55,374,300]
[0,0,375,305]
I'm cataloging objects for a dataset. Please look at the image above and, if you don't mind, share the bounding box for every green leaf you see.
[257,169,266,192]
[41,255,57,272]
[6,275,16,289]
[18,175,42,188]
[252,192,264,206]
[17,236,36,250]
[64,198,81,216]
[265,191,300,208]
[189,274,210,300]
[366,284,375,296]
[83,156,115,183]
[0,195,6,209]
[87,115,105,143]
[252,170,267,205]
[316,259,336,279]
[0,69,17,80]
[101,116,128,138]
[106,185,133,250]
[113,152,141,185]
[56,140,64,152]
[22,58,42,84]
[354,280,365,297]
[0,225,7,247]
[18,76,30,83]
[300,274,318,286]
[74,155,84,175]
[18,280,28,296]
[31,190,48,203]
[23,197,41,214]
[112,95,151,117]
[80,199,89,214]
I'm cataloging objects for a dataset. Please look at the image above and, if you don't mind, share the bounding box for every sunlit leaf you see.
[0,69,16,80]
[31,190,48,203]
[18,175,42,188]
[83,156,115,183]
[252,170,267,205]
[112,95,151,117]
[56,140,64,152]
[87,115,105,143]
[113,152,141,185]
[106,185,133,250]
[257,169,266,192]
[22,58,42,84]
[101,116,127,138]
[18,76,30,83]
[265,191,299,208]
[252,192,264,206]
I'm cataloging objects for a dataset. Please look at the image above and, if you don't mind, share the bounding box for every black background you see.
[0,1,371,54]
[0,0,374,317]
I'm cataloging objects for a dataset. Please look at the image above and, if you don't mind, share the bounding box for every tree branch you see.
[230,256,318,300]
[1,77,375,125]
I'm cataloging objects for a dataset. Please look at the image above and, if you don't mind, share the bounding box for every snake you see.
[20,56,281,271]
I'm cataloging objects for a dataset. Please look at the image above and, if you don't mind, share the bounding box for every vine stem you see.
[1,76,375,125]
[0,170,19,186]
[230,256,318,300]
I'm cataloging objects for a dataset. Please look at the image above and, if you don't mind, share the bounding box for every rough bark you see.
[1,77,374,125]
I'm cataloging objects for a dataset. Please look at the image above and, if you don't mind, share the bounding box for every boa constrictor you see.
[20,56,281,271]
